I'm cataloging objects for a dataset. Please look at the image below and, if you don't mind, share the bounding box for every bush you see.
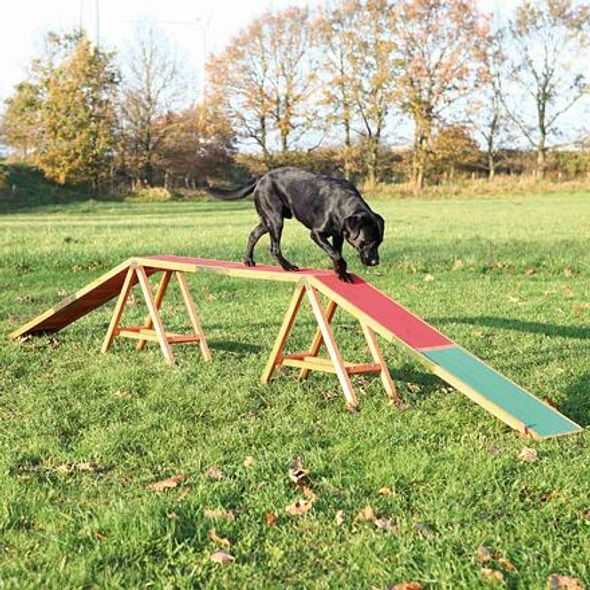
[0,166,9,191]
[125,186,172,202]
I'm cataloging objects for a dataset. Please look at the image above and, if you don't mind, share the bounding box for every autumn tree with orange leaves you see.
[394,0,489,190]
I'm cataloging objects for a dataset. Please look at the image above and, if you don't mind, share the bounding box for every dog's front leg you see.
[310,231,353,283]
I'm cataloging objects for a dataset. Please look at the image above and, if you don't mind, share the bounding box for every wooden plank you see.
[100,266,136,354]
[135,265,175,365]
[361,323,399,402]
[260,283,306,384]
[176,271,212,362]
[304,282,357,409]
[137,270,172,351]
[299,299,338,380]
[118,328,200,344]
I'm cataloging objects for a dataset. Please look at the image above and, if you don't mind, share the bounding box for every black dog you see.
[208,167,385,282]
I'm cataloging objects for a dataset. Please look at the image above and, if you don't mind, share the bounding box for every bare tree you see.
[120,21,185,187]
[503,0,590,178]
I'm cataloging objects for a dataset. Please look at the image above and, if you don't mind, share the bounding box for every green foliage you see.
[125,186,172,202]
[1,194,590,587]
[0,163,9,191]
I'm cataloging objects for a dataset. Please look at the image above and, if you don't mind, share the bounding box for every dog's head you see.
[342,212,385,267]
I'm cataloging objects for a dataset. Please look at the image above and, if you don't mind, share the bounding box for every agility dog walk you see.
[10,255,582,440]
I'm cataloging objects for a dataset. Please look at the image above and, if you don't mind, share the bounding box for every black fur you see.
[207,167,385,282]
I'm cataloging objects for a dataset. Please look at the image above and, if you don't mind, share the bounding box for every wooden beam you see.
[261,283,306,384]
[304,283,357,409]
[135,265,175,365]
[361,323,399,403]
[137,270,172,351]
[101,265,136,354]
[299,299,338,380]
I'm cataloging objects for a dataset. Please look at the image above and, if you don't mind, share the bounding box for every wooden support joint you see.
[261,279,400,410]
[101,265,211,365]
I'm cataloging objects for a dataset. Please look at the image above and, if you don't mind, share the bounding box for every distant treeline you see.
[1,0,589,193]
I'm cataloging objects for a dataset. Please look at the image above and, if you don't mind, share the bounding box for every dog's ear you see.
[343,214,365,240]
[375,213,385,240]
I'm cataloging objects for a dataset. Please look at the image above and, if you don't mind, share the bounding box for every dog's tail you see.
[205,180,257,201]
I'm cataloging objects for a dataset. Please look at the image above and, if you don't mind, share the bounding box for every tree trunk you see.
[488,151,496,181]
[536,142,546,179]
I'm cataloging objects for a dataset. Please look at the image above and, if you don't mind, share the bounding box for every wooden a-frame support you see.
[261,279,399,410]
[101,263,211,365]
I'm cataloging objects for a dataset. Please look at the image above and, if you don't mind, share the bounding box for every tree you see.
[0,81,42,159]
[394,0,489,190]
[503,0,590,178]
[156,102,237,187]
[430,124,480,181]
[207,7,318,162]
[37,32,119,188]
[120,22,185,187]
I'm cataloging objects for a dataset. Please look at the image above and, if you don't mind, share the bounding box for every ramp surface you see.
[9,255,582,439]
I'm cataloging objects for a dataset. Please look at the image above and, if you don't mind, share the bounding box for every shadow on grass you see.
[208,339,262,355]
[560,372,590,427]
[433,315,590,340]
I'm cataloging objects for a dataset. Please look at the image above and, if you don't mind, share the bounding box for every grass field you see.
[1,190,590,589]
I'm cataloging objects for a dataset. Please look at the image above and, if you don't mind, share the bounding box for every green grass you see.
[1,191,590,589]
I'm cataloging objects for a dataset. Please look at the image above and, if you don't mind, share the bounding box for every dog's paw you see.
[337,271,354,283]
[282,263,299,272]
[243,258,256,267]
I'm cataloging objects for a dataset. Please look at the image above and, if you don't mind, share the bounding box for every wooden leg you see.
[176,271,212,362]
[305,285,357,409]
[261,283,306,384]
[136,270,172,351]
[101,266,135,354]
[135,265,175,365]
[361,323,399,403]
[299,299,337,380]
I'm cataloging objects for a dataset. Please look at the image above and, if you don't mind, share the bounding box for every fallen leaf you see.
[210,550,235,565]
[378,486,394,496]
[114,389,129,399]
[243,456,255,467]
[288,468,309,485]
[476,545,493,562]
[499,557,515,571]
[203,508,236,520]
[285,499,312,516]
[393,582,423,590]
[374,517,396,533]
[209,528,231,548]
[481,568,505,583]
[94,531,107,542]
[55,462,105,475]
[204,466,224,480]
[518,447,538,463]
[525,268,536,276]
[148,474,188,492]
[265,511,277,526]
[424,273,435,282]
[356,505,378,522]
[206,293,216,302]
[547,574,585,590]
[452,259,463,271]
[573,304,590,315]
[167,511,180,520]
[335,510,345,526]
[563,267,574,277]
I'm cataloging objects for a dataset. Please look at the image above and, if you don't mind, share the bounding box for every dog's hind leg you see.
[243,222,268,266]
[267,220,299,272]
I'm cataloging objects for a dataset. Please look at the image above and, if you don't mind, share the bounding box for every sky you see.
[0,0,511,102]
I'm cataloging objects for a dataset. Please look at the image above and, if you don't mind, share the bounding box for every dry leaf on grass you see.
[424,274,435,282]
[335,510,345,526]
[481,568,505,583]
[374,517,396,533]
[378,486,394,496]
[204,466,224,480]
[525,268,536,276]
[356,505,378,522]
[498,557,515,571]
[288,468,309,485]
[114,390,130,399]
[204,508,236,520]
[476,545,493,562]
[518,447,538,463]
[302,486,317,501]
[206,293,216,302]
[563,267,574,277]
[209,528,231,548]
[452,258,464,271]
[243,456,255,467]
[210,550,235,565]
[265,511,277,526]
[547,574,585,590]
[393,582,423,590]
[56,461,105,474]
[148,474,188,492]
[285,499,312,516]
